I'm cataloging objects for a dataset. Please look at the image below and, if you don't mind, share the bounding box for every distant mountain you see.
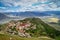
[0,11,60,24]
[3,11,60,18]
[4,11,51,17]
[0,13,25,24]
[0,13,8,20]
[0,13,11,24]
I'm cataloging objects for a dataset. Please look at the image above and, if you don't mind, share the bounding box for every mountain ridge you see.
[0,18,60,39]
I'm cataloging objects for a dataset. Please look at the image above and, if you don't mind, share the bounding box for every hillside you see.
[0,13,8,20]
[0,18,60,40]
[0,34,53,40]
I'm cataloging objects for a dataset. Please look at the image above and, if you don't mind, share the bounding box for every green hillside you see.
[0,34,54,40]
[0,18,60,40]
[22,18,60,38]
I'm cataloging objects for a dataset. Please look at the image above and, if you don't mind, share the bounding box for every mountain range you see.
[0,11,60,24]
[3,11,60,17]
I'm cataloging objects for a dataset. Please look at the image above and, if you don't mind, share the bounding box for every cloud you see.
[0,0,60,12]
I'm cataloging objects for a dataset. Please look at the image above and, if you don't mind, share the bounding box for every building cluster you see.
[6,21,36,37]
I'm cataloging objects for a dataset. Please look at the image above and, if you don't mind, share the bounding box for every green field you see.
[0,34,54,40]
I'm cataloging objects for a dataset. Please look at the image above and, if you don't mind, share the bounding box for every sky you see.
[0,0,60,12]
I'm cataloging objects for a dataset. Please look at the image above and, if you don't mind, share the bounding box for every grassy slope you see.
[24,18,60,38]
[0,34,54,40]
